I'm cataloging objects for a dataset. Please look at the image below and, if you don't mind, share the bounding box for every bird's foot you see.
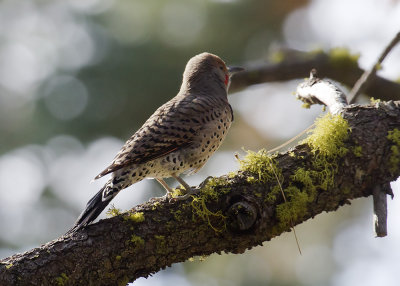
[150,193,172,202]
[169,176,214,202]
[198,176,214,189]
[169,187,199,202]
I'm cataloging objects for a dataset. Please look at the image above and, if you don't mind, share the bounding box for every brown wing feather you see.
[94,95,201,179]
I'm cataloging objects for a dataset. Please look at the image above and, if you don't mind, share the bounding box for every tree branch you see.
[230,49,400,101]
[349,31,400,103]
[1,101,400,285]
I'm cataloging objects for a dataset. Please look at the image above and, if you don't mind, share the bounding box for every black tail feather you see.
[66,186,116,235]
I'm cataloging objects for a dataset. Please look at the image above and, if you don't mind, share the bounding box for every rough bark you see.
[1,101,400,286]
[230,49,400,101]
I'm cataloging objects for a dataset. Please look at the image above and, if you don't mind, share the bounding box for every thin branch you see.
[348,31,400,103]
[1,101,400,285]
[230,49,400,101]
[373,184,389,237]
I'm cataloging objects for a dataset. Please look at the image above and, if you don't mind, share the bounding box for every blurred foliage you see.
[0,0,308,153]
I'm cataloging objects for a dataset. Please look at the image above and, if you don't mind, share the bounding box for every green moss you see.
[118,276,130,286]
[5,263,13,269]
[130,235,144,247]
[353,146,363,157]
[125,212,145,223]
[200,177,231,199]
[370,97,381,104]
[115,255,122,261]
[270,50,285,63]
[227,171,237,179]
[170,188,185,198]
[189,177,230,232]
[191,196,227,233]
[239,149,282,183]
[276,186,309,225]
[328,47,360,68]
[55,273,69,286]
[274,114,350,229]
[155,235,167,254]
[387,128,400,174]
[302,114,350,158]
[151,201,160,210]
[237,114,351,231]
[309,48,324,55]
[343,186,351,194]
[106,204,122,218]
[173,209,183,221]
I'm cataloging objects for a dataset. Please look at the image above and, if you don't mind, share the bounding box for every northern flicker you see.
[67,52,244,233]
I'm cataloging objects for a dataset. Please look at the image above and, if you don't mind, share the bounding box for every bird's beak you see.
[228,66,245,75]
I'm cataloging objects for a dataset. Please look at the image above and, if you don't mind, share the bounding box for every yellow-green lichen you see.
[125,211,145,223]
[115,255,122,261]
[151,201,161,211]
[353,146,363,157]
[275,114,350,229]
[106,205,122,218]
[370,97,381,104]
[190,177,229,232]
[55,273,69,286]
[309,48,324,55]
[5,263,13,269]
[228,171,237,179]
[302,114,350,158]
[130,235,144,247]
[296,113,350,192]
[387,128,400,174]
[170,187,185,198]
[155,235,167,254]
[270,50,285,63]
[276,186,309,225]
[239,149,282,183]
[173,209,183,221]
[118,276,130,286]
[328,47,360,68]
[191,196,227,233]
[239,149,285,205]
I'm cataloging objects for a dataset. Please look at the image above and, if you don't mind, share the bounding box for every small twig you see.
[372,184,392,237]
[348,31,400,103]
[267,123,315,154]
[296,69,348,114]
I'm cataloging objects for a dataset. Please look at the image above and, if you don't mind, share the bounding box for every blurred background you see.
[1,0,400,285]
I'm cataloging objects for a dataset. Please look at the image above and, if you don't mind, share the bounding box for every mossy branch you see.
[1,101,400,285]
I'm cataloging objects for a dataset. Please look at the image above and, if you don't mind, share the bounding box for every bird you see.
[66,52,244,234]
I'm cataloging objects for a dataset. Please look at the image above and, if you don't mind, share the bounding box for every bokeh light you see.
[0,0,400,285]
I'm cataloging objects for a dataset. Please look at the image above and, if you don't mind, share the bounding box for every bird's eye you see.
[219,66,224,71]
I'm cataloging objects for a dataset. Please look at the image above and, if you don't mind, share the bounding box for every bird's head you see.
[181,52,244,95]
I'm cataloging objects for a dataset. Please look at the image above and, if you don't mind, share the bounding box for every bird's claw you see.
[169,187,199,202]
[198,176,213,189]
